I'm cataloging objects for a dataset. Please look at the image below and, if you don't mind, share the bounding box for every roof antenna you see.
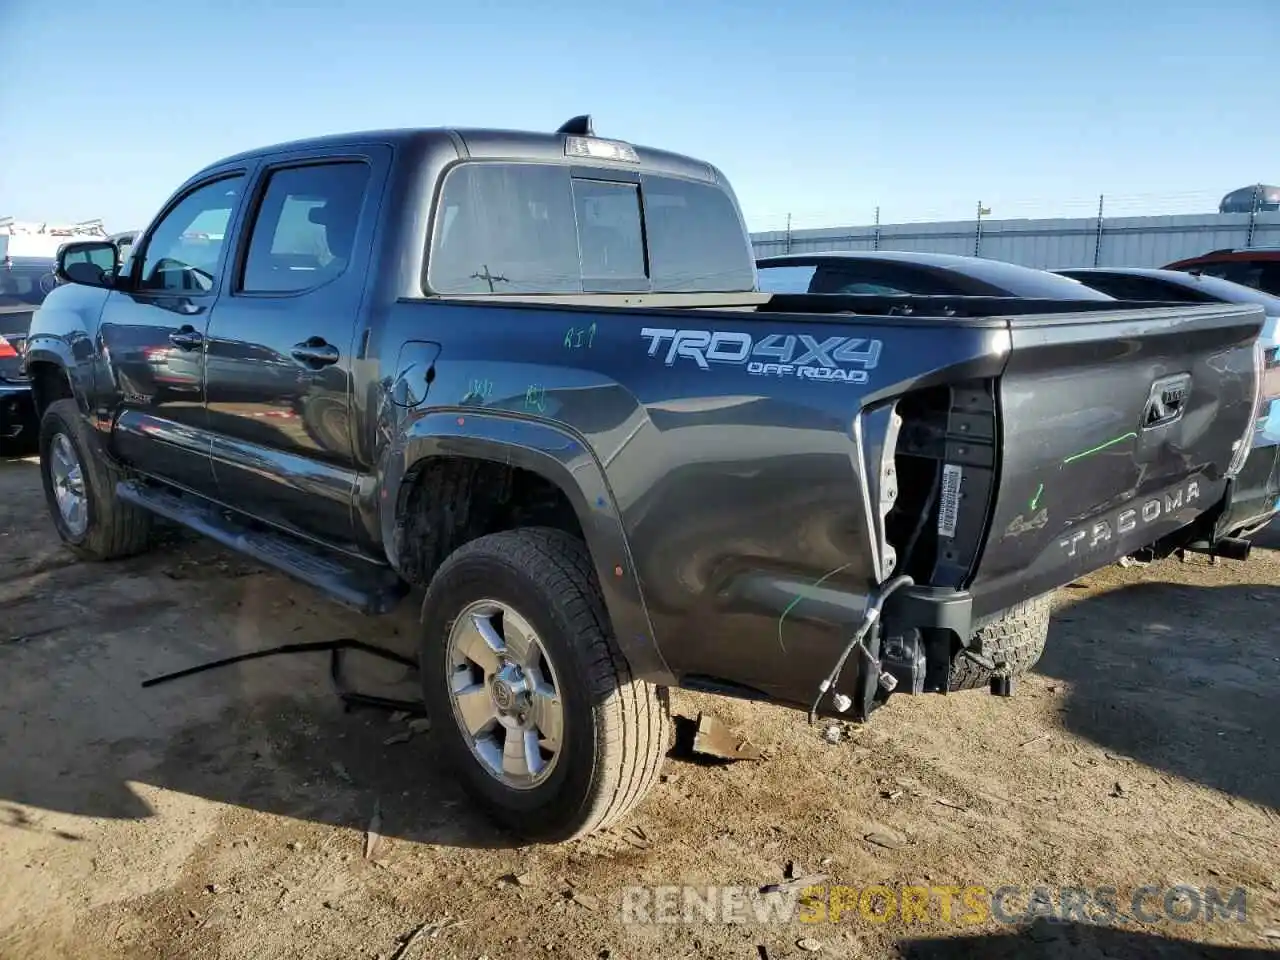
[556,115,594,136]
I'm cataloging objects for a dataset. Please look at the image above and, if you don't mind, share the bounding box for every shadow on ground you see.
[900,920,1275,959]
[1040,578,1280,811]
[4,449,1279,854]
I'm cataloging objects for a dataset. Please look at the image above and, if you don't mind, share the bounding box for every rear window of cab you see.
[426,162,756,295]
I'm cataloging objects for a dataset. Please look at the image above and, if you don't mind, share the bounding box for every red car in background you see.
[1164,247,1280,296]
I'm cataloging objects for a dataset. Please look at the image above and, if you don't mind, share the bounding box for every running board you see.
[116,480,407,615]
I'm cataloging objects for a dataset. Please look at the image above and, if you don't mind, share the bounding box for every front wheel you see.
[38,399,152,560]
[419,527,669,842]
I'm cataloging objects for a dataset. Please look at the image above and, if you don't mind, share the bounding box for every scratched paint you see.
[1030,482,1044,511]
[1062,432,1138,466]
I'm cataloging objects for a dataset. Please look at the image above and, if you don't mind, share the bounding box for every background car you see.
[756,250,1117,299]
[1163,247,1280,296]
[109,229,139,265]
[0,255,60,452]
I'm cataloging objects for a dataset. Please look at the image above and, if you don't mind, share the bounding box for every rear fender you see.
[380,410,673,685]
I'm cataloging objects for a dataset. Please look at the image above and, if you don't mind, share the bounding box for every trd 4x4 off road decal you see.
[640,328,882,384]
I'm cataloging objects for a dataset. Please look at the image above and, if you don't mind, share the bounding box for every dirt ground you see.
[2,451,1278,960]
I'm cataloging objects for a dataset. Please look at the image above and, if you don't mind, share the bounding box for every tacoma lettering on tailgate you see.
[1058,479,1202,557]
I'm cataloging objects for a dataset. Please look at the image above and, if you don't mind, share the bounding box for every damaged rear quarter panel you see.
[375,299,1008,707]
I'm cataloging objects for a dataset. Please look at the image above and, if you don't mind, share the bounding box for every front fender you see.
[380,409,674,686]
[22,284,112,418]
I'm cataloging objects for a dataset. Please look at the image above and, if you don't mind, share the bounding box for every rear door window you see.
[239,161,372,294]
[427,161,754,295]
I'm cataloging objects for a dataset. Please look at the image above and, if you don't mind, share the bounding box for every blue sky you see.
[2,0,1276,233]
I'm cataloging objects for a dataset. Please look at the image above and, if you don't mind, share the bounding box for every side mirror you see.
[56,241,120,289]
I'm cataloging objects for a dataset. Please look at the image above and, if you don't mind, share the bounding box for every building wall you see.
[751,211,1280,269]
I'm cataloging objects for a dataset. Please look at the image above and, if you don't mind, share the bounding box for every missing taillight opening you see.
[886,379,999,589]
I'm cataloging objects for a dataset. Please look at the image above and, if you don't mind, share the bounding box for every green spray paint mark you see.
[777,562,853,654]
[523,384,547,413]
[1030,482,1044,511]
[563,322,597,350]
[1062,431,1138,466]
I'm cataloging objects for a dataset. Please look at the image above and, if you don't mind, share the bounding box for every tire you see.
[38,399,152,560]
[948,592,1053,691]
[419,527,669,842]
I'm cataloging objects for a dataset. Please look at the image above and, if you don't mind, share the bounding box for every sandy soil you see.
[1,451,1278,960]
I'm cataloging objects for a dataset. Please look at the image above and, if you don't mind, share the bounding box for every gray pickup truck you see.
[23,117,1267,840]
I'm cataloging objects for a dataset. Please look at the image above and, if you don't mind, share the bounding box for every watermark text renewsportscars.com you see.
[620,883,1249,927]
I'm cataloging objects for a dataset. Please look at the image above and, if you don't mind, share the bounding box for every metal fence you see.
[751,210,1280,270]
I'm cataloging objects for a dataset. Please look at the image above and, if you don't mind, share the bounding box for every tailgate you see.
[968,302,1263,616]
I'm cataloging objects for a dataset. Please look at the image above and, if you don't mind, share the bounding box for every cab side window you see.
[137,176,245,294]
[239,162,371,294]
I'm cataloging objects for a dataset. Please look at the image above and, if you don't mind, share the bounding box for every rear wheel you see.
[949,592,1053,691]
[419,527,669,842]
[38,399,152,560]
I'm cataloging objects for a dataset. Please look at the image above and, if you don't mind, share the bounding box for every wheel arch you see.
[23,341,90,421]
[381,411,673,685]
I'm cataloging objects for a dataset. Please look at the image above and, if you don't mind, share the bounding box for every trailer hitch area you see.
[807,575,914,724]
[956,647,1017,696]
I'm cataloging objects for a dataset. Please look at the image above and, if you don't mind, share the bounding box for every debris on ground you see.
[569,892,600,912]
[1111,781,1127,798]
[390,917,470,960]
[364,801,383,860]
[759,874,828,895]
[382,731,413,746]
[935,797,967,810]
[821,723,843,744]
[864,829,906,851]
[796,937,822,952]
[691,713,764,761]
[408,717,432,734]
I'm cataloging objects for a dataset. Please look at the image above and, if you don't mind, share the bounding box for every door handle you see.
[291,338,340,367]
[168,327,203,350]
